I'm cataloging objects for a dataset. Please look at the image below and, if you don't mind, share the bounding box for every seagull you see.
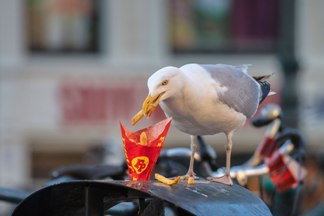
[132,63,272,185]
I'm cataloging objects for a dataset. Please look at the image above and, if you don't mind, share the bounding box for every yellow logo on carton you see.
[131,156,149,174]
[157,136,165,147]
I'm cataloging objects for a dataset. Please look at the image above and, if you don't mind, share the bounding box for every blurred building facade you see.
[0,0,323,190]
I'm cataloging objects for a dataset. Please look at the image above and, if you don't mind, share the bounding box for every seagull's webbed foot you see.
[181,170,199,180]
[207,175,233,186]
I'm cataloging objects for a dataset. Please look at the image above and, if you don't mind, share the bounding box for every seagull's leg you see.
[182,135,199,180]
[208,132,233,185]
[224,132,234,185]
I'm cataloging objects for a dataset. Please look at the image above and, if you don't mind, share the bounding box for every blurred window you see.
[170,0,280,54]
[26,0,100,53]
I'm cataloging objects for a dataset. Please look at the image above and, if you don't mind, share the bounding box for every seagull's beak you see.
[143,92,164,116]
[131,92,165,125]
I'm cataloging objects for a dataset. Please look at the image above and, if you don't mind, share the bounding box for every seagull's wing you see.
[201,64,261,117]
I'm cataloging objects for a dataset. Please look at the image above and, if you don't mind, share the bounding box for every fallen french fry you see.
[187,177,196,185]
[140,131,147,146]
[155,173,181,186]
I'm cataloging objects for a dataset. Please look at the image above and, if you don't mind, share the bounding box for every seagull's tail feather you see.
[258,81,271,104]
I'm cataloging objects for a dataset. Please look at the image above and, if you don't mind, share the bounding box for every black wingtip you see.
[253,74,274,82]
[259,81,271,104]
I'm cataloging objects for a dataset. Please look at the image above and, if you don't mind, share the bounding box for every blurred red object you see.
[255,136,277,158]
[59,82,136,125]
[266,150,307,192]
[120,118,172,181]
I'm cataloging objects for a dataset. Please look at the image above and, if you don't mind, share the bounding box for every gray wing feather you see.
[201,64,260,117]
[234,64,252,73]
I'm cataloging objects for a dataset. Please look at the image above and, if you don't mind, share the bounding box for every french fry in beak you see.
[131,92,164,125]
[131,95,151,125]
[131,110,144,125]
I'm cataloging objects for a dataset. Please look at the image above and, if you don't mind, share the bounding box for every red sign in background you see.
[58,81,165,125]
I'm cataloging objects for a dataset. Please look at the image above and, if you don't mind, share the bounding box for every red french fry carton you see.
[120,118,172,181]
[265,150,307,192]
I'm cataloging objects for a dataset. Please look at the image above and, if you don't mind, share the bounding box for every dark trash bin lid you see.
[12,180,271,216]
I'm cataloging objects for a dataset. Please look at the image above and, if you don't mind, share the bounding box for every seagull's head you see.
[141,66,183,118]
[148,66,182,100]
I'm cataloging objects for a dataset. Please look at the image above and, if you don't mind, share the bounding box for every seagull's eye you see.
[161,80,168,86]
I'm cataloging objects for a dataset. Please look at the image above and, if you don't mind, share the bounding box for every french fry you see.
[129,138,136,143]
[187,177,196,185]
[140,131,147,146]
[155,173,181,186]
[131,110,144,125]
[146,104,156,117]
[142,95,151,109]
[132,94,156,125]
